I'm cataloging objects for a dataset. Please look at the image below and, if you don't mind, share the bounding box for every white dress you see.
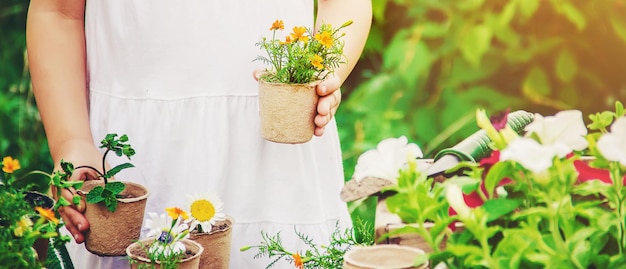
[65,1,352,268]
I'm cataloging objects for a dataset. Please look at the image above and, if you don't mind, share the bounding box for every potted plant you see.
[127,207,203,269]
[356,101,626,268]
[255,19,352,144]
[77,133,150,256]
[184,192,233,269]
[0,155,75,268]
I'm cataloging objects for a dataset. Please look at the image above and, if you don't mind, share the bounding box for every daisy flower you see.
[186,192,226,233]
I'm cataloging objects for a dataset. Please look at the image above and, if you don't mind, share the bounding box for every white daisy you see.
[144,211,190,240]
[186,192,226,233]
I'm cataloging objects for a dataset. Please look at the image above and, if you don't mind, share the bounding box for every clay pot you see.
[188,216,234,269]
[81,180,149,256]
[258,79,319,144]
[343,245,428,269]
[126,238,203,269]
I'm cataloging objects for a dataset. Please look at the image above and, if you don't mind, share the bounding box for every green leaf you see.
[85,186,105,204]
[45,237,75,269]
[72,195,81,206]
[611,17,626,45]
[517,0,540,20]
[483,198,521,222]
[104,196,118,212]
[522,66,550,98]
[459,24,492,67]
[557,3,586,31]
[105,163,134,179]
[555,50,578,82]
[105,181,126,195]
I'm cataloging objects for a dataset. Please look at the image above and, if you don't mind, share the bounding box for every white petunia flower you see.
[524,110,588,156]
[352,136,423,182]
[500,138,559,173]
[597,117,626,166]
[186,192,226,234]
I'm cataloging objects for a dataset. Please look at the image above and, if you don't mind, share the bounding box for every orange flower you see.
[281,35,293,45]
[270,20,284,31]
[290,26,309,43]
[292,253,304,269]
[2,156,20,173]
[310,54,324,70]
[166,207,189,220]
[35,206,59,225]
[314,31,334,48]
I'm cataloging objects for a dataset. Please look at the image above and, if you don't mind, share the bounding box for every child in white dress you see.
[26,0,371,268]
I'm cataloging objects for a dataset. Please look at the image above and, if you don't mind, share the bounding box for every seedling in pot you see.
[77,133,136,212]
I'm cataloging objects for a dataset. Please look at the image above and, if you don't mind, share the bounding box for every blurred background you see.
[2,0,625,235]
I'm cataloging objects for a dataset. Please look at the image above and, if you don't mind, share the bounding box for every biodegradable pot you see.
[188,216,234,269]
[127,238,203,269]
[258,79,319,144]
[343,245,428,269]
[81,180,149,256]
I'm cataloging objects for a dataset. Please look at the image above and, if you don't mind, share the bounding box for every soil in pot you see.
[81,180,149,256]
[343,245,428,269]
[188,216,234,269]
[127,238,203,269]
[258,79,319,144]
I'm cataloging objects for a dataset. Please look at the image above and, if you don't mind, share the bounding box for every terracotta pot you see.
[126,238,203,269]
[188,216,234,269]
[258,79,319,144]
[81,180,149,256]
[343,245,428,269]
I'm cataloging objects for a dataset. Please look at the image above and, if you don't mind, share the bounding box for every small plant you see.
[255,19,352,84]
[79,133,136,212]
[241,219,374,269]
[129,207,191,269]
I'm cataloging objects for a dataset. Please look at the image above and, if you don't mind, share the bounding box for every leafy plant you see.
[241,219,374,269]
[79,133,136,212]
[255,19,352,84]
[375,101,626,268]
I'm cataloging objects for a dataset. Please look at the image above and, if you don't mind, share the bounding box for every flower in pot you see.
[127,207,203,269]
[255,19,352,144]
[0,156,75,268]
[368,101,626,268]
[184,192,233,269]
[75,133,150,256]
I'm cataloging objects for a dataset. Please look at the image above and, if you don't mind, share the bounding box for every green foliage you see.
[79,134,135,212]
[241,220,374,269]
[255,20,352,84]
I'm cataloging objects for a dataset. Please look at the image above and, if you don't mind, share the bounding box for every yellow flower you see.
[166,207,189,220]
[292,253,304,269]
[14,216,33,237]
[2,156,20,173]
[270,19,284,31]
[310,54,324,70]
[290,26,309,43]
[35,206,59,225]
[314,31,334,48]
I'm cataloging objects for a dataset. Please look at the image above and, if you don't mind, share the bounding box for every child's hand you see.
[314,74,341,136]
[52,140,102,243]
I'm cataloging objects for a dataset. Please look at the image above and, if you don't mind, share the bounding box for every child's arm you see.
[316,0,372,84]
[26,0,94,244]
[313,0,372,136]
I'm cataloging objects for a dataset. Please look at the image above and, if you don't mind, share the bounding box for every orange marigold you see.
[290,26,309,43]
[314,31,334,48]
[310,54,324,70]
[281,35,293,45]
[270,20,284,31]
[35,206,59,225]
[292,253,304,269]
[2,156,20,173]
[166,207,189,220]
